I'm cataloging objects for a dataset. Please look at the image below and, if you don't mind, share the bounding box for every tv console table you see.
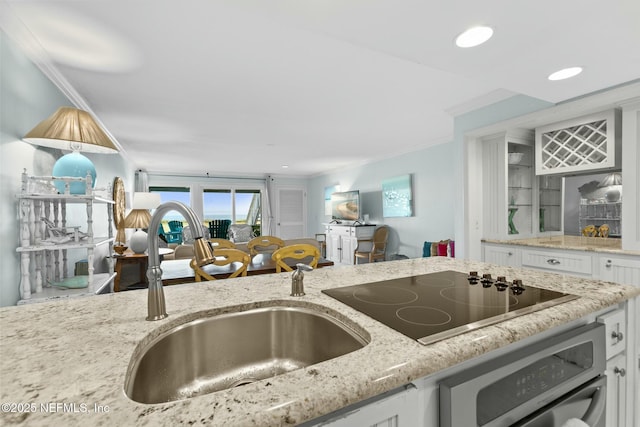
[325,224,376,265]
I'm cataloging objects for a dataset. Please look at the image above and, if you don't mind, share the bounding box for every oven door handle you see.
[582,383,606,426]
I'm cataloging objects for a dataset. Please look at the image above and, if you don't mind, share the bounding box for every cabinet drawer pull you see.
[613,367,626,377]
[611,331,624,342]
[605,259,612,268]
[546,258,561,265]
[507,252,513,256]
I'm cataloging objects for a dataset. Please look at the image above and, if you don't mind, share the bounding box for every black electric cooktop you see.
[322,270,578,345]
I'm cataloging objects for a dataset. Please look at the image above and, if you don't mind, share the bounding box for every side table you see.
[113,248,174,292]
[114,252,148,292]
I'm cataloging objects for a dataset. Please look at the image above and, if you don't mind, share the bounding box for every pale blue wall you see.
[308,142,455,259]
[0,32,131,306]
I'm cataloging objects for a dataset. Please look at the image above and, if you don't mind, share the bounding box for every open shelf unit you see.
[16,170,116,304]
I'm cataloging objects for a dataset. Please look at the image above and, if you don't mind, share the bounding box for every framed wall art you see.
[382,174,413,217]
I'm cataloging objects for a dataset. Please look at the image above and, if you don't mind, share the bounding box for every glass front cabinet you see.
[482,130,564,240]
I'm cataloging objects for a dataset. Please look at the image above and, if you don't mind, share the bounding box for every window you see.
[204,188,262,235]
[149,186,190,232]
[203,189,232,222]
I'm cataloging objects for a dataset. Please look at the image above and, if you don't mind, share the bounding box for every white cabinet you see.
[482,243,521,267]
[310,384,420,427]
[481,130,536,240]
[325,224,375,265]
[535,109,622,176]
[16,170,115,304]
[597,254,640,286]
[598,307,629,427]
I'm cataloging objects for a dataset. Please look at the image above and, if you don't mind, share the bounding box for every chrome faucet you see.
[145,201,212,321]
[291,263,313,297]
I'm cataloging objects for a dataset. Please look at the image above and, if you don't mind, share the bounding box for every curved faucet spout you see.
[146,201,205,321]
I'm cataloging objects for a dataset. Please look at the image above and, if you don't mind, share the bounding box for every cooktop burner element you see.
[322,270,578,345]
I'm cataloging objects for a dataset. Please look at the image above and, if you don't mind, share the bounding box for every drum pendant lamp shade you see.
[23,107,118,194]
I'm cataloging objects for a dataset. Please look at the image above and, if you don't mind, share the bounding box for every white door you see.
[275,187,306,239]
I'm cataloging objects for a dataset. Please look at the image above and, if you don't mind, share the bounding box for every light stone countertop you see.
[1,257,638,426]
[483,235,640,255]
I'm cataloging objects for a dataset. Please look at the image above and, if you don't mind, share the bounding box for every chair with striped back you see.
[190,248,251,281]
[208,219,231,239]
[271,244,320,273]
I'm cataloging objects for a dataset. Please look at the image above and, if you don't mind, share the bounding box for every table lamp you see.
[125,192,161,254]
[23,107,118,194]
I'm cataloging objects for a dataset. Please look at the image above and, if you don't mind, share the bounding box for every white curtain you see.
[134,170,149,192]
[263,175,275,235]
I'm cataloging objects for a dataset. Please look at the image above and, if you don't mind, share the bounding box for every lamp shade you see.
[23,107,118,153]
[124,209,152,229]
[598,172,622,187]
[131,192,161,209]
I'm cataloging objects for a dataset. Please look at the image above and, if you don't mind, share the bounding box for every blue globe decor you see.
[52,151,97,194]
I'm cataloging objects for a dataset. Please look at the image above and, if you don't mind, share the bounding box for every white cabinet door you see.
[598,255,640,286]
[341,236,356,265]
[482,243,521,267]
[316,385,420,427]
[605,353,627,427]
[326,233,341,263]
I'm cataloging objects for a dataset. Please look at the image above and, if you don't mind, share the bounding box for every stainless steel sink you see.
[124,305,369,404]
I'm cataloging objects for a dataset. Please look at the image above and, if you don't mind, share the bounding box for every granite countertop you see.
[1,257,638,426]
[483,235,640,255]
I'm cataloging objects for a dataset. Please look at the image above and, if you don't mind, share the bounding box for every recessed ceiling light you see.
[548,67,583,81]
[455,26,494,48]
[281,165,289,169]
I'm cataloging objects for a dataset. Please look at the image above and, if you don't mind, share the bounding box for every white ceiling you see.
[2,0,639,177]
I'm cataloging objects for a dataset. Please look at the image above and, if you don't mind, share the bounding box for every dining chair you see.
[247,236,285,256]
[190,248,251,281]
[208,238,236,249]
[173,244,195,260]
[272,244,320,272]
[354,226,389,264]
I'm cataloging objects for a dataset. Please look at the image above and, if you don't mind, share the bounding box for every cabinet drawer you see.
[597,308,626,359]
[326,226,351,237]
[521,249,593,275]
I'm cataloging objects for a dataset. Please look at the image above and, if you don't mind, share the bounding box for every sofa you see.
[163,237,321,260]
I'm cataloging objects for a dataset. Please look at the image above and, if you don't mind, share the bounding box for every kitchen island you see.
[1,257,638,426]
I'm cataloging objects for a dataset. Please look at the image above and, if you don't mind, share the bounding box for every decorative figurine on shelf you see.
[508,207,519,235]
[581,224,597,237]
[41,217,88,244]
[597,224,610,238]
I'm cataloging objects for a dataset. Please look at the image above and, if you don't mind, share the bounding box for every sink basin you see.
[125,305,369,404]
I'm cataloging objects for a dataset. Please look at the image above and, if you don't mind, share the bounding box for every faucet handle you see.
[291,264,313,297]
[296,263,314,272]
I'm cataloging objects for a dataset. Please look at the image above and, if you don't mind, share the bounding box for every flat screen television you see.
[331,190,360,221]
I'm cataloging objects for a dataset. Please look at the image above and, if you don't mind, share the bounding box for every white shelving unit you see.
[579,200,622,237]
[16,170,116,304]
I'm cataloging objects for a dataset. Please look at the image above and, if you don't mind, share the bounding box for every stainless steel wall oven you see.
[440,323,606,427]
